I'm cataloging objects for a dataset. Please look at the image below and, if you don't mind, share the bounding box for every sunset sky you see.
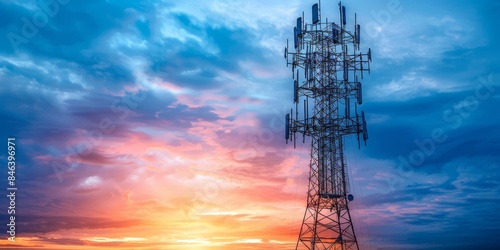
[0,0,499,249]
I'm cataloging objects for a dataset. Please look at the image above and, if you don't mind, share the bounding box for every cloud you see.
[1,0,500,249]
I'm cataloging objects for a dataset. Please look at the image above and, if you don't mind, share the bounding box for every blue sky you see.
[0,0,499,249]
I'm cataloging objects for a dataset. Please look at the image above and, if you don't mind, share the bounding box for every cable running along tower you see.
[284,1,372,249]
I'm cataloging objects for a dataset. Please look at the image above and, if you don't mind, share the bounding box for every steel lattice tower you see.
[284,1,372,249]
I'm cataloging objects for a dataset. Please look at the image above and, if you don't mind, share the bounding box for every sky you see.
[0,0,499,249]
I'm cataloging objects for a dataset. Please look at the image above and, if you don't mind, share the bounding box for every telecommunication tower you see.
[284,1,372,249]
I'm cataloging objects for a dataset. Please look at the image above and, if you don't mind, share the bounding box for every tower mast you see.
[284,2,372,249]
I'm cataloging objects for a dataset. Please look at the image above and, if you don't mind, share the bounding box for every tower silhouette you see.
[284,2,372,249]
